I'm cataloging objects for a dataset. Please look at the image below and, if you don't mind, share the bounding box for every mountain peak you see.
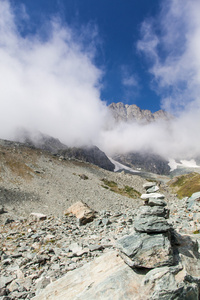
[109,102,172,124]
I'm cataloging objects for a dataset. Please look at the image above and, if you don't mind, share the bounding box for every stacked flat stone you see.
[116,182,174,269]
[135,182,169,233]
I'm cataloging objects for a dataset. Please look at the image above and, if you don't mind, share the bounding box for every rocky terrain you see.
[0,139,200,299]
[109,102,172,124]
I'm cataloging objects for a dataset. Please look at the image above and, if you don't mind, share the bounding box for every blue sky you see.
[1,0,200,158]
[10,0,162,111]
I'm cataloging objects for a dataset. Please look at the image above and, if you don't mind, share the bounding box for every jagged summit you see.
[109,102,172,124]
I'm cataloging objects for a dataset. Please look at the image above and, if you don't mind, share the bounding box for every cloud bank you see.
[101,0,200,159]
[0,0,200,161]
[0,0,108,146]
[137,0,200,114]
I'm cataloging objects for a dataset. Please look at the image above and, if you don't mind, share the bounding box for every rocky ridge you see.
[109,102,172,124]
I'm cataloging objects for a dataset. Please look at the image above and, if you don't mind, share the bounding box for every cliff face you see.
[58,146,115,172]
[113,152,170,175]
[109,102,172,124]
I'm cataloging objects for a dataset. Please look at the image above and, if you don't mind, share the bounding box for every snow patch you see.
[168,158,200,171]
[109,157,139,173]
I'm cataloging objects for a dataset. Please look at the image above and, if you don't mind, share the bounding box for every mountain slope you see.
[113,152,170,175]
[0,139,146,224]
[15,130,114,171]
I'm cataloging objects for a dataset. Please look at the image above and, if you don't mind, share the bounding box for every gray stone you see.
[2,258,12,266]
[68,242,83,254]
[0,275,16,289]
[4,218,15,225]
[30,213,47,221]
[0,288,10,296]
[32,251,145,300]
[35,277,51,294]
[143,265,199,300]
[8,277,32,292]
[116,232,173,268]
[0,206,6,214]
[134,216,171,233]
[89,244,104,252]
[143,182,156,189]
[141,193,165,200]
[146,186,159,193]
[102,218,111,226]
[137,206,169,219]
[148,198,167,207]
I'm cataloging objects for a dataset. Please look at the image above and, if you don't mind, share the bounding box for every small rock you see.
[146,185,159,193]
[4,218,15,225]
[0,206,6,214]
[102,218,111,226]
[143,182,156,189]
[30,213,47,221]
[0,275,16,289]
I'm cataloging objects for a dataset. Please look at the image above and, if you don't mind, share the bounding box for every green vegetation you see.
[101,179,141,199]
[168,172,200,198]
[101,179,118,187]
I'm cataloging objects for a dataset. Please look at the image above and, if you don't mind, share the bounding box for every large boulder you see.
[116,232,173,268]
[143,265,199,300]
[64,201,95,225]
[32,251,144,300]
[32,248,200,300]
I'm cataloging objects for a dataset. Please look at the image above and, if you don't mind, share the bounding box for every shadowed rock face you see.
[113,152,170,175]
[58,146,115,171]
[15,130,115,172]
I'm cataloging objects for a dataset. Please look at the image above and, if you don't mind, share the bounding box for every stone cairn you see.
[116,182,174,269]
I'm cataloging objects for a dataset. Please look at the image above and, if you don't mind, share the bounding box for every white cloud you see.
[122,75,138,87]
[0,0,108,146]
[137,0,200,114]
[121,65,139,88]
[1,0,200,162]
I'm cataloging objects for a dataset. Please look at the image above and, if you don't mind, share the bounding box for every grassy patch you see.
[101,179,117,187]
[101,179,141,199]
[168,172,200,198]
